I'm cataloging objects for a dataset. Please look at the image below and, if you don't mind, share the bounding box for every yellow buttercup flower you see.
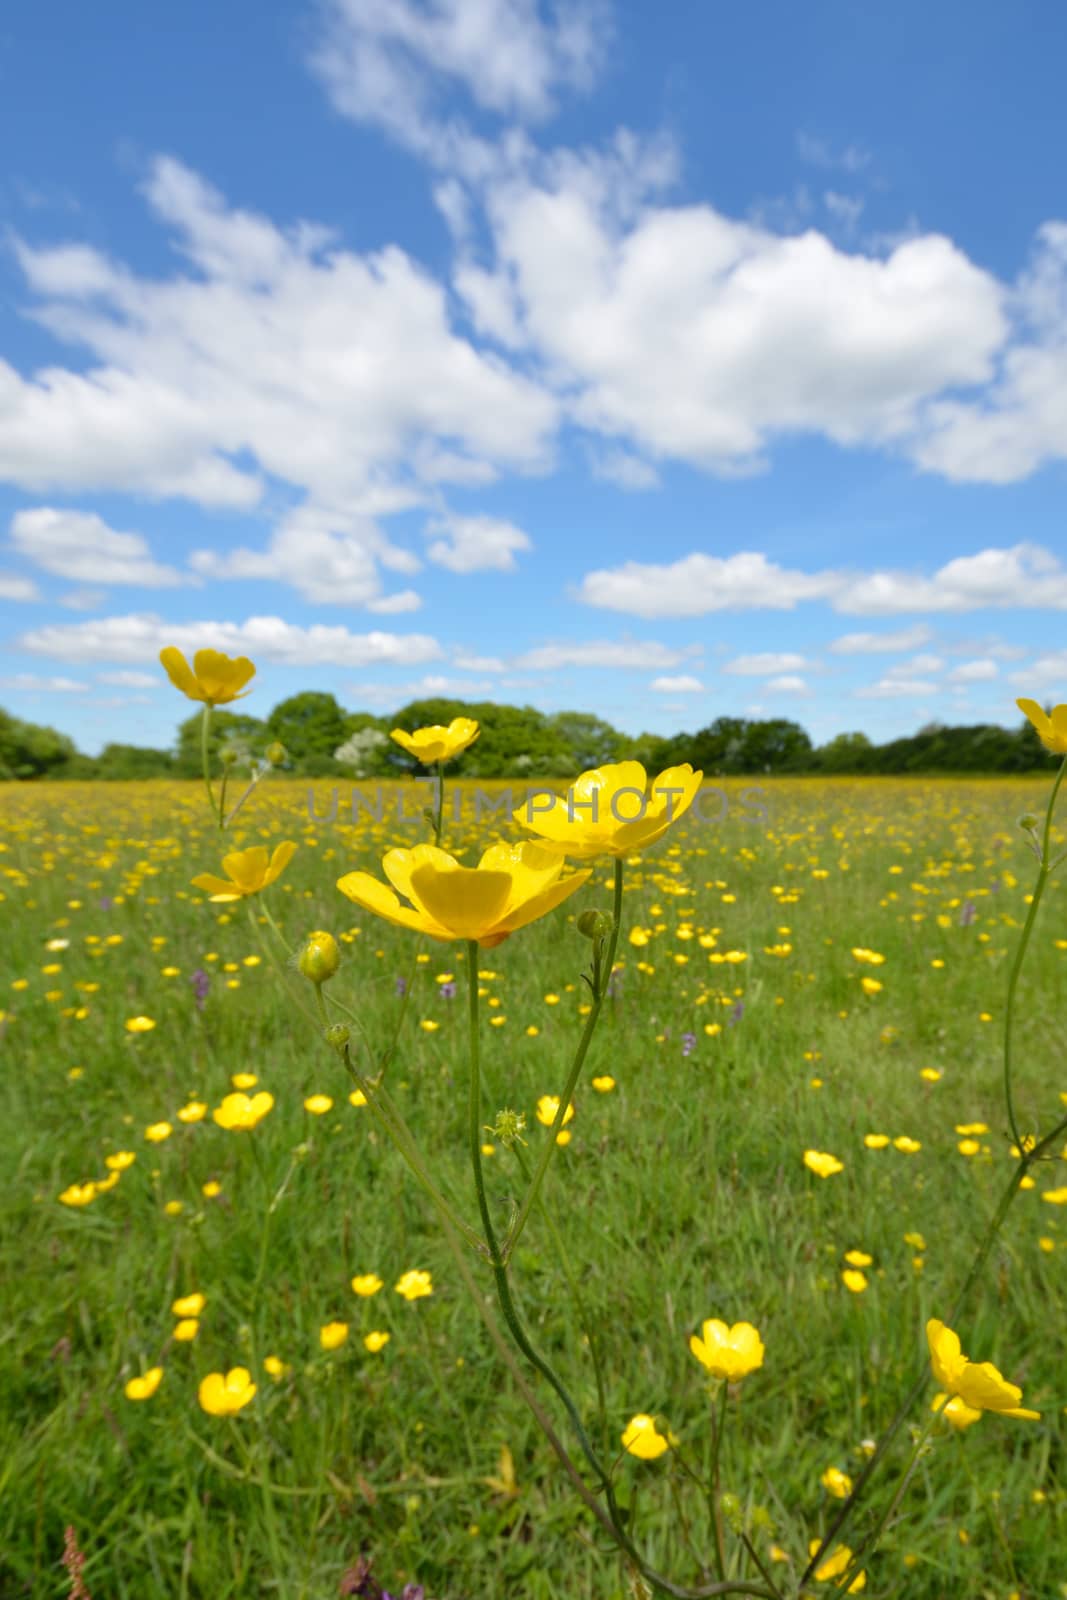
[513,761,702,860]
[338,841,590,949]
[198,1367,257,1416]
[124,1367,163,1401]
[1017,697,1067,755]
[808,1540,865,1591]
[105,1151,136,1171]
[804,1148,844,1178]
[212,1091,274,1131]
[319,1321,350,1351]
[173,1318,199,1342]
[394,1269,433,1301]
[364,1330,391,1353]
[59,1181,97,1207]
[125,1016,156,1033]
[536,1095,575,1128]
[172,1292,206,1317]
[689,1318,764,1381]
[390,717,480,765]
[821,1466,853,1498]
[303,1094,334,1115]
[351,1273,384,1297]
[621,1413,671,1460]
[160,646,255,706]
[926,1319,1040,1419]
[192,842,297,903]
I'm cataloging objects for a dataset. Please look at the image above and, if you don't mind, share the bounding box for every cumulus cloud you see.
[0,672,87,692]
[0,572,39,602]
[856,676,940,699]
[830,624,934,653]
[724,651,807,675]
[650,674,703,692]
[310,0,609,158]
[3,157,557,608]
[765,674,809,693]
[189,512,422,609]
[947,658,999,683]
[513,639,690,670]
[578,543,1067,618]
[18,613,443,668]
[425,512,531,571]
[10,507,188,587]
[349,672,498,706]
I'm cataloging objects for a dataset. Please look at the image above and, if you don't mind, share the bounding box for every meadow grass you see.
[1,774,1065,1598]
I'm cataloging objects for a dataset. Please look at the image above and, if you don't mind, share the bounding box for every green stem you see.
[260,899,294,958]
[833,1405,940,1595]
[505,857,624,1259]
[200,706,219,822]
[707,1385,728,1584]
[1002,754,1067,1146]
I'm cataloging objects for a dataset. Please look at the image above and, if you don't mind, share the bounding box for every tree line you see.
[0,691,1056,782]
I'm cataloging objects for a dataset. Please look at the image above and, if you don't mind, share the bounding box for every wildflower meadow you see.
[3,653,1066,1600]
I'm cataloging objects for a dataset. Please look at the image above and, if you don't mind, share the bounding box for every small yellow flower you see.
[105,1151,136,1171]
[349,1089,368,1107]
[198,1367,257,1416]
[1017,698,1067,755]
[160,646,256,706]
[264,1355,290,1379]
[202,1179,222,1198]
[513,761,703,860]
[394,1269,433,1301]
[364,1330,391,1353]
[351,1273,384,1297]
[212,1092,274,1131]
[144,1122,173,1143]
[172,1293,206,1317]
[843,1250,872,1268]
[536,1094,575,1127]
[320,1321,350,1351]
[841,1270,868,1294]
[808,1540,865,1591]
[894,1136,922,1154]
[173,1318,199,1342]
[192,842,297,903]
[1041,1186,1067,1205]
[804,1149,844,1178]
[164,1200,183,1217]
[303,1094,334,1115]
[125,1367,163,1401]
[926,1319,1040,1419]
[591,1075,616,1092]
[621,1413,671,1460]
[177,1101,207,1123]
[860,977,882,996]
[125,1016,156,1033]
[390,717,480,765]
[863,1133,890,1150]
[821,1466,853,1499]
[59,1182,97,1207]
[688,1318,764,1381]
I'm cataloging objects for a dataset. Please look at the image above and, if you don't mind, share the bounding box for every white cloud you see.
[10,507,188,587]
[18,613,443,668]
[580,543,1067,618]
[650,674,703,692]
[947,658,999,683]
[97,670,160,687]
[891,653,945,677]
[765,674,809,693]
[3,159,557,605]
[723,651,807,676]
[1011,652,1067,692]
[310,0,608,157]
[0,571,39,602]
[190,512,422,609]
[425,512,531,572]
[823,191,864,230]
[830,624,933,653]
[0,672,87,692]
[475,162,1007,476]
[856,676,940,698]
[453,652,506,671]
[513,639,690,670]
[588,448,659,490]
[577,552,839,618]
[60,588,106,611]
[349,673,497,707]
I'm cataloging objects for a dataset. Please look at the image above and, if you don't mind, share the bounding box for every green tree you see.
[174,711,266,777]
[0,708,79,779]
[266,693,348,768]
[547,712,626,770]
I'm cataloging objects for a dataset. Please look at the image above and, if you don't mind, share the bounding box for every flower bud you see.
[297,930,340,985]
[324,1022,350,1052]
[219,744,240,768]
[720,1492,743,1533]
[266,741,287,767]
[1017,812,1039,832]
[487,1108,527,1148]
[576,909,614,943]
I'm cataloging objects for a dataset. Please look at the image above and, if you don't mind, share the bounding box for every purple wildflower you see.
[190,969,210,1011]
[959,901,977,927]
[728,1001,745,1026]
[98,897,113,911]
[681,1031,697,1057]
[606,968,623,998]
[438,981,457,1000]
[395,975,407,997]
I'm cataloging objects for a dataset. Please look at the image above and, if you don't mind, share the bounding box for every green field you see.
[2,774,1065,1599]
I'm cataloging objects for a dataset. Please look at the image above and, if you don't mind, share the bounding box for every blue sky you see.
[1,0,1066,755]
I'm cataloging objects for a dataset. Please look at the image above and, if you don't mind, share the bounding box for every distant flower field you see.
[2,769,1065,1599]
